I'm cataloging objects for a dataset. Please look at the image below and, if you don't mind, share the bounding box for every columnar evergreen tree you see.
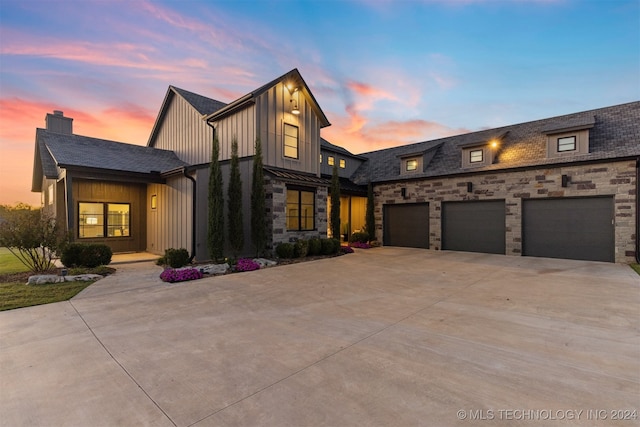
[330,163,341,240]
[207,134,224,260]
[228,137,244,255]
[365,181,375,242]
[251,138,267,256]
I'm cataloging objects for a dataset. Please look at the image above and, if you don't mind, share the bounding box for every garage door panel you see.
[442,200,506,255]
[523,197,614,262]
[384,203,429,248]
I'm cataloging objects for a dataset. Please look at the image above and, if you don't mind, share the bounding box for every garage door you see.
[442,200,506,254]
[522,197,614,262]
[383,203,429,248]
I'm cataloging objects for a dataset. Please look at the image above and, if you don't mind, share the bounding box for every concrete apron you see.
[1,248,638,427]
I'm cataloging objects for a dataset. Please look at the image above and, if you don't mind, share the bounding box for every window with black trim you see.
[470,149,484,163]
[406,159,418,171]
[78,202,130,238]
[284,123,299,159]
[339,159,346,168]
[328,156,335,166]
[286,188,315,231]
[557,136,576,152]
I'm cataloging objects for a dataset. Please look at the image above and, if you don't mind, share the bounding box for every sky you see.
[0,0,638,206]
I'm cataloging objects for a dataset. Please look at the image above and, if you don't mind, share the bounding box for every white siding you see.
[214,104,257,161]
[152,94,213,165]
[147,177,192,255]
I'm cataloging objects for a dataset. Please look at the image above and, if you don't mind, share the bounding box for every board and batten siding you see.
[151,93,213,165]
[213,104,257,161]
[147,176,192,256]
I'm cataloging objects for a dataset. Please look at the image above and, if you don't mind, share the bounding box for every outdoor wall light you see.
[490,139,499,148]
[290,98,300,115]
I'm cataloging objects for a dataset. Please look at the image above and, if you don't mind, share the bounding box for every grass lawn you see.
[631,264,640,276]
[0,247,30,274]
[0,280,94,311]
[0,247,111,311]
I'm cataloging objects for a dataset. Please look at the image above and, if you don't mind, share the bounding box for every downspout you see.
[183,167,197,263]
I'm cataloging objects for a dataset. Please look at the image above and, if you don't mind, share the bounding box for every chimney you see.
[45,110,73,135]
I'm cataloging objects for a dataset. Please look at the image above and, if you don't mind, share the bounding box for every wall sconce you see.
[467,182,473,193]
[561,174,570,187]
[289,87,300,115]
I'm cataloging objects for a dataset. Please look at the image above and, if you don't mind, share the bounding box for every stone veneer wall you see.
[372,160,637,263]
[265,178,328,250]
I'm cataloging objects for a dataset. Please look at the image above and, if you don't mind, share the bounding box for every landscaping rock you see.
[26,274,103,285]
[199,263,230,275]
[253,258,277,268]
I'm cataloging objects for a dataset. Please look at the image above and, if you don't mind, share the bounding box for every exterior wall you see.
[215,105,257,161]
[151,94,213,165]
[255,82,322,176]
[320,150,364,178]
[147,176,192,256]
[266,178,328,249]
[373,160,636,263]
[73,179,147,253]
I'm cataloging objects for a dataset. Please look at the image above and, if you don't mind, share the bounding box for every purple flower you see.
[235,258,261,272]
[340,245,354,253]
[160,268,203,283]
[350,242,372,249]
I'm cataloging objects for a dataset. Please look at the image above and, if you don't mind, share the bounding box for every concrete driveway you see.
[1,248,638,426]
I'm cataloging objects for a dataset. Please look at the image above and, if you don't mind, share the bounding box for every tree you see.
[0,204,68,272]
[207,134,224,260]
[228,137,244,255]
[365,181,376,242]
[330,163,341,240]
[251,138,267,256]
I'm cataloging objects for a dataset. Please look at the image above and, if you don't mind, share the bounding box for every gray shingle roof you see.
[352,101,640,184]
[171,86,227,115]
[37,129,187,174]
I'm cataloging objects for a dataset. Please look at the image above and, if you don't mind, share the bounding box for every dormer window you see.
[557,136,576,152]
[328,156,335,166]
[543,116,594,158]
[406,159,418,171]
[469,149,483,163]
[339,159,346,168]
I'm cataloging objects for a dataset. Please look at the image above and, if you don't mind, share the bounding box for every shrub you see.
[351,241,372,249]
[321,238,340,255]
[160,268,203,283]
[307,237,322,256]
[349,232,369,244]
[160,248,190,268]
[275,242,294,258]
[61,243,112,268]
[236,258,260,272]
[294,239,309,258]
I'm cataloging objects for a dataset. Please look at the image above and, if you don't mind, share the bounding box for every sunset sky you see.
[1,0,638,206]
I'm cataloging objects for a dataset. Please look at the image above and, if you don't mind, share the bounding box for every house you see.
[31,69,639,263]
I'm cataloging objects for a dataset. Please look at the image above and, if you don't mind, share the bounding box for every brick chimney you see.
[45,110,73,135]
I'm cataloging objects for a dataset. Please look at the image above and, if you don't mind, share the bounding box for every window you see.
[339,159,346,168]
[470,149,484,163]
[557,136,576,152]
[406,159,418,171]
[286,188,315,231]
[78,202,130,238]
[151,194,157,209]
[328,156,335,166]
[319,154,322,164]
[284,123,299,159]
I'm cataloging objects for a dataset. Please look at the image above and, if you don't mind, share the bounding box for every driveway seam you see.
[68,300,178,427]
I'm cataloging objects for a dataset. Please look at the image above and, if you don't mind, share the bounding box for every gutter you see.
[183,167,197,263]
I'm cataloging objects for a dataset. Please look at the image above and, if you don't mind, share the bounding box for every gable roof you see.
[321,138,367,160]
[32,129,187,191]
[147,85,226,147]
[205,68,331,128]
[352,101,640,184]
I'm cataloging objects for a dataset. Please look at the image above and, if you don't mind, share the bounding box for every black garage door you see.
[522,197,614,262]
[442,200,506,254]
[383,203,429,248]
